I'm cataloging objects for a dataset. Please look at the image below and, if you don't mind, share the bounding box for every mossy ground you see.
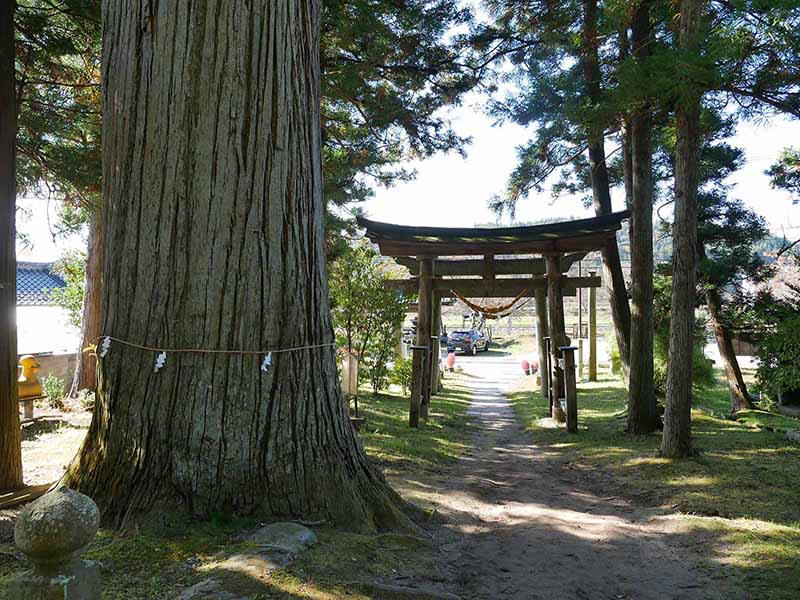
[507,372,800,600]
[0,374,474,599]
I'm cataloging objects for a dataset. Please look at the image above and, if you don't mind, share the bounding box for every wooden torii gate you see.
[357,211,630,432]
[393,252,589,400]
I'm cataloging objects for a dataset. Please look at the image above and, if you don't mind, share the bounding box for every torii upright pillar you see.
[588,270,598,381]
[411,257,435,426]
[546,255,568,422]
[431,292,442,396]
[534,287,549,399]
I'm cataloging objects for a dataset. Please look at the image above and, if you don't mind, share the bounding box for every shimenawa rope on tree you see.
[92,336,336,373]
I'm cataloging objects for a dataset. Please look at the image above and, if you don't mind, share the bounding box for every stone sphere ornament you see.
[14,486,100,570]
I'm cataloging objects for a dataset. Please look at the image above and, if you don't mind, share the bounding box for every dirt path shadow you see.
[392,357,738,600]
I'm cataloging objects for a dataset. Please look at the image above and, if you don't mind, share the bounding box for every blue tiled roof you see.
[16,262,66,306]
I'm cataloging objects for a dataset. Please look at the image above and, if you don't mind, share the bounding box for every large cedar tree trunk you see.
[64,0,410,530]
[70,209,103,396]
[626,0,659,434]
[705,287,753,412]
[662,0,705,457]
[0,0,22,492]
[581,0,632,380]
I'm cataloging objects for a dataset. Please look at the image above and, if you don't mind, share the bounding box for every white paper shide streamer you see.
[261,352,272,373]
[98,336,112,358]
[153,351,167,373]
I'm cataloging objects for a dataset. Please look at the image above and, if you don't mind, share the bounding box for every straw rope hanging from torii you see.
[450,286,530,319]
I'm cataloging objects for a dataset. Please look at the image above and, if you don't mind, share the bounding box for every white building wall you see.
[17,305,80,355]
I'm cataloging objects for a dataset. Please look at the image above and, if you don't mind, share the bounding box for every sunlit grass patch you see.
[678,517,800,600]
[357,375,476,470]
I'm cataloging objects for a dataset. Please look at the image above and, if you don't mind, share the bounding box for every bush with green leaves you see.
[652,274,715,395]
[329,243,407,395]
[49,250,86,329]
[389,357,414,396]
[607,275,715,394]
[42,374,66,410]
[755,303,800,404]
[609,337,622,376]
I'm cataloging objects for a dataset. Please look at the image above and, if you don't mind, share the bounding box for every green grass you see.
[693,381,800,433]
[508,374,800,599]
[357,374,476,470]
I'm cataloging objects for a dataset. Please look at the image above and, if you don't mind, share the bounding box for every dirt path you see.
[397,356,733,600]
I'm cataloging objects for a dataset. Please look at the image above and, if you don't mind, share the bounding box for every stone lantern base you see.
[7,559,100,600]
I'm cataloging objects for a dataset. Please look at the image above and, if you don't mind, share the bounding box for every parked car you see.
[447,329,489,355]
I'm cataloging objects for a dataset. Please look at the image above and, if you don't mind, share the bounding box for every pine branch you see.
[777,237,800,258]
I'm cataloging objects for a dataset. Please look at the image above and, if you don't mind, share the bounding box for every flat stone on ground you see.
[178,578,250,600]
[247,522,317,555]
[217,551,289,575]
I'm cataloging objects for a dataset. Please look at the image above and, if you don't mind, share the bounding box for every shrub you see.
[49,251,86,329]
[330,242,407,395]
[42,374,66,410]
[651,274,715,395]
[609,337,622,376]
[756,311,800,403]
[390,357,413,396]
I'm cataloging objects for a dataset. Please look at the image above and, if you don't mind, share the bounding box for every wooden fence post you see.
[409,345,427,428]
[546,255,567,422]
[589,271,597,382]
[418,258,434,421]
[560,346,578,433]
[534,287,549,399]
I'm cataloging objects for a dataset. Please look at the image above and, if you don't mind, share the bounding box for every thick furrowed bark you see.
[0,0,22,492]
[64,0,412,531]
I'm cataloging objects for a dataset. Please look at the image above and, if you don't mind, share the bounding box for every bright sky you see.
[362,92,800,237]
[16,194,85,262]
[16,94,800,262]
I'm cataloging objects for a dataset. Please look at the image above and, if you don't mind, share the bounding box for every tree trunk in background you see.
[662,0,705,458]
[581,0,631,382]
[64,0,410,530]
[0,0,23,492]
[705,287,753,412]
[70,209,103,396]
[626,0,658,435]
[618,29,633,208]
[621,121,633,206]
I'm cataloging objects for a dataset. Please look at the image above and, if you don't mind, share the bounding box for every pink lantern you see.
[446,352,456,371]
[531,359,539,374]
[521,359,530,375]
